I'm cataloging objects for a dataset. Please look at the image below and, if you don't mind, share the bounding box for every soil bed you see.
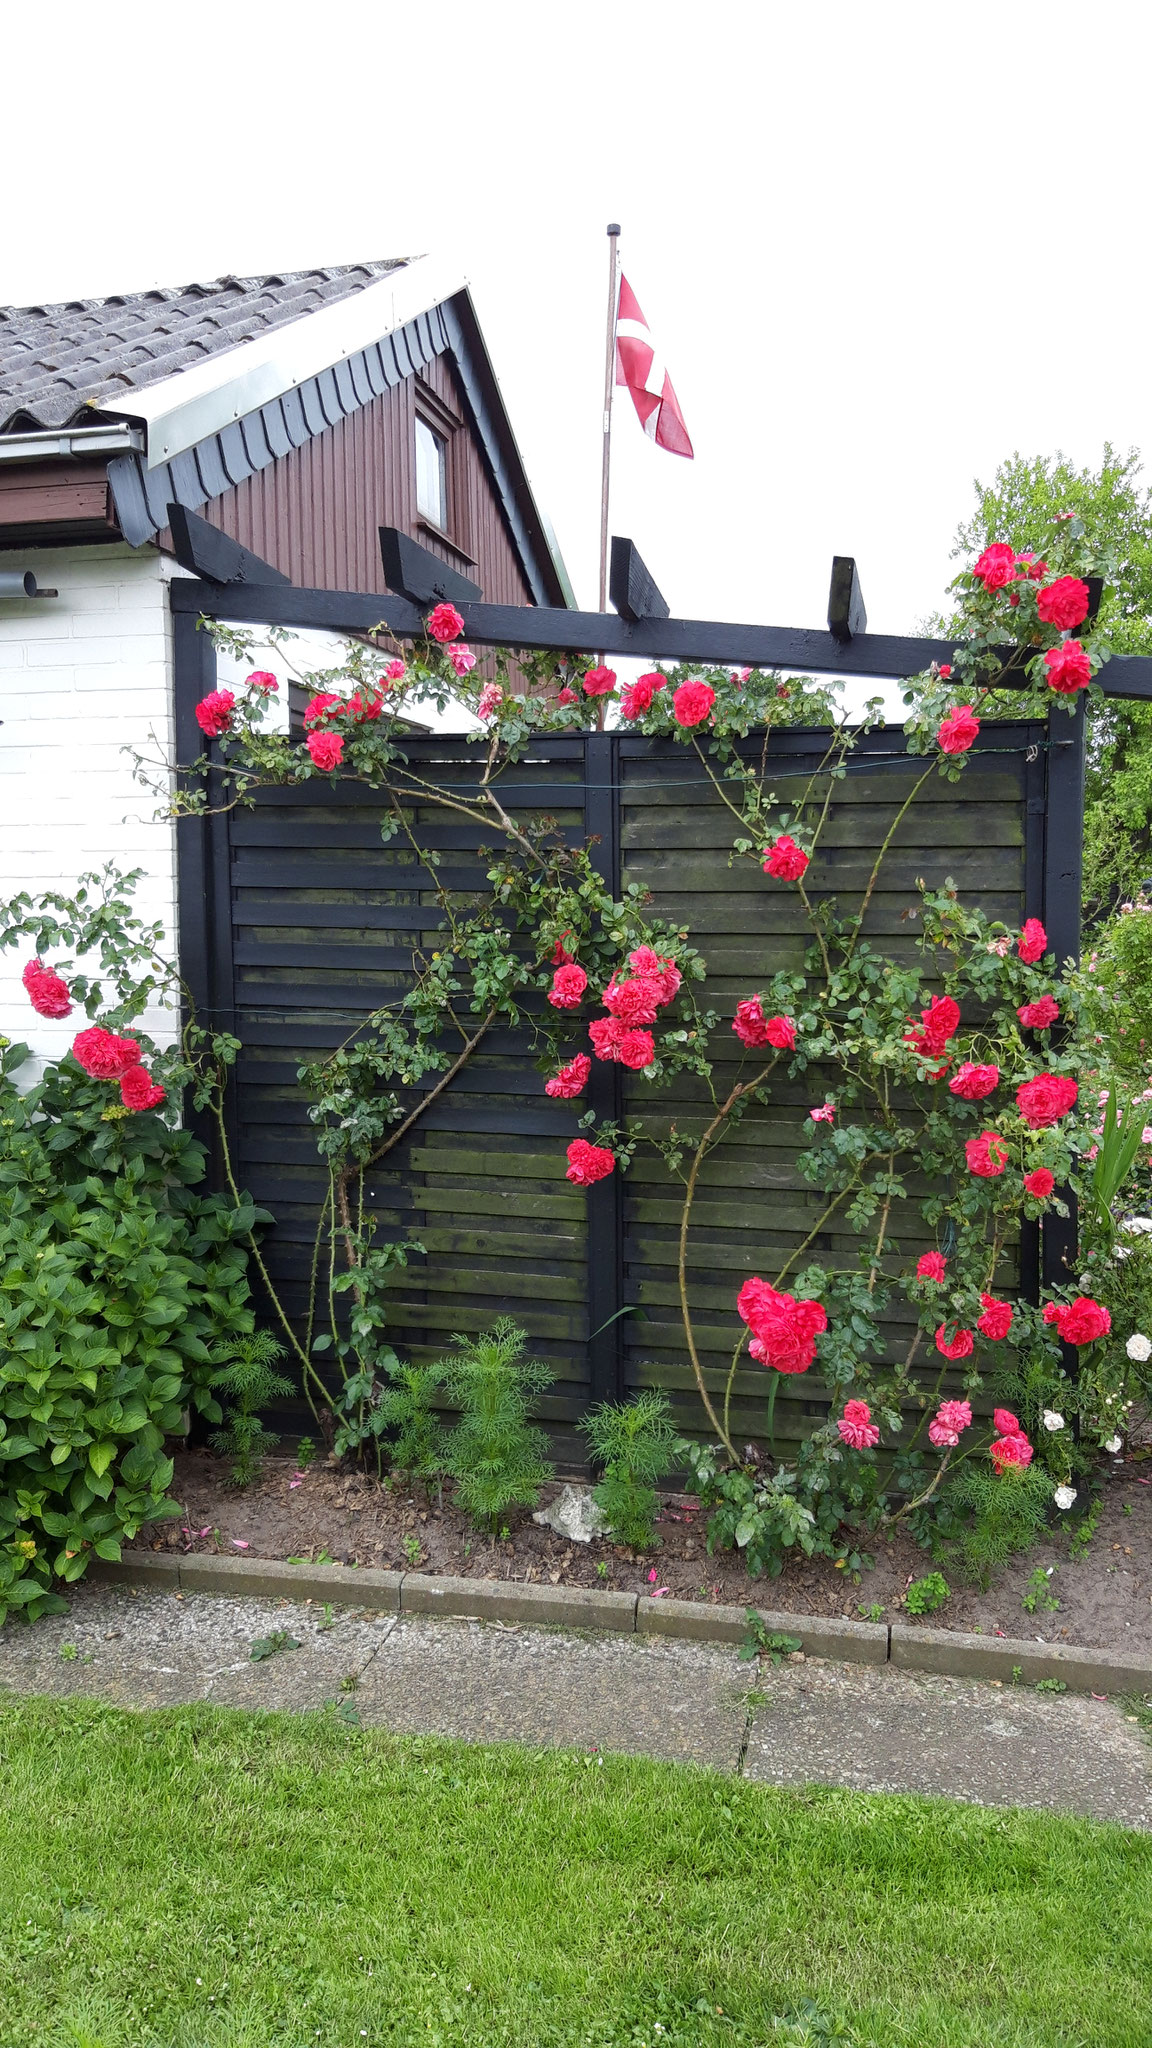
[136,1448,1152,1658]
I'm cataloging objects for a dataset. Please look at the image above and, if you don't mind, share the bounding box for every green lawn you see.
[0,1697,1149,2048]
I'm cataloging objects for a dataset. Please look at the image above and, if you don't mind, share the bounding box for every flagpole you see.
[598,222,620,617]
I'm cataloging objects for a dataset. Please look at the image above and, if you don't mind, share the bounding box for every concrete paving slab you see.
[354,1613,749,1768]
[743,1659,1152,1829]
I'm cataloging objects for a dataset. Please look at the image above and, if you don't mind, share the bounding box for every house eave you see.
[0,423,145,463]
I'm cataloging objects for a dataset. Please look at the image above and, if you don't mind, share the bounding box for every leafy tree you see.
[937,445,1152,913]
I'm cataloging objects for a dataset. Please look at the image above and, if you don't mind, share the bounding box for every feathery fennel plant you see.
[437,1318,554,1531]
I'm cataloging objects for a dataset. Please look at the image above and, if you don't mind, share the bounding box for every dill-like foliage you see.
[437,1317,555,1531]
[580,1390,679,1549]
[210,1333,293,1487]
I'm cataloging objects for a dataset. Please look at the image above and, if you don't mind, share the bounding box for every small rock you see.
[532,1485,609,1545]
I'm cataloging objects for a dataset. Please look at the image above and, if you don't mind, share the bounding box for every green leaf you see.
[87,1442,117,1479]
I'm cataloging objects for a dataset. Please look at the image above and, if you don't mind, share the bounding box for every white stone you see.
[532,1484,609,1544]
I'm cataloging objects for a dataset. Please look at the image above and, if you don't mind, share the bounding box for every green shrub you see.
[904,1571,950,1614]
[437,1317,554,1531]
[211,1332,293,1485]
[579,1389,678,1548]
[942,1460,1053,1588]
[376,1357,445,1485]
[0,1039,257,1622]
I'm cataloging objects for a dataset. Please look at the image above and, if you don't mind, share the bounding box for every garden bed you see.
[134,1447,1152,1658]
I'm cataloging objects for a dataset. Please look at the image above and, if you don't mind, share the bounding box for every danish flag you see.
[614,274,694,459]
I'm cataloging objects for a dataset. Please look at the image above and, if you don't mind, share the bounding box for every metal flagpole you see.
[598,223,620,617]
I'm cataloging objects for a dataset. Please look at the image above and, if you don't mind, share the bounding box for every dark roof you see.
[0,261,410,433]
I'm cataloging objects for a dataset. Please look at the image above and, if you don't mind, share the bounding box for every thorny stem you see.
[847,762,937,961]
[868,1156,896,1296]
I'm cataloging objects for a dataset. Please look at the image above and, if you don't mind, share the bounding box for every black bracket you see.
[379,526,482,607]
[609,536,669,622]
[167,504,290,586]
[827,556,868,641]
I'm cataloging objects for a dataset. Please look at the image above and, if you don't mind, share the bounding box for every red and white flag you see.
[614,274,694,459]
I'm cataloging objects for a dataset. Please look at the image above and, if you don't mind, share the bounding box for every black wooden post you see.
[172,596,238,1181]
[583,730,626,1413]
[1042,698,1087,1302]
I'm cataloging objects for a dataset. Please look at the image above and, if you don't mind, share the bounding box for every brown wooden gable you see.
[191,352,535,606]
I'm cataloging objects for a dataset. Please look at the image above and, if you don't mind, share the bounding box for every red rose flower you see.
[556,686,579,707]
[307,731,344,771]
[672,679,716,728]
[347,687,386,721]
[1015,554,1047,580]
[1017,995,1059,1029]
[603,975,662,1027]
[905,994,961,1058]
[195,689,236,738]
[917,1252,947,1282]
[732,997,771,1049]
[72,1026,142,1080]
[616,1028,656,1070]
[965,1131,1010,1177]
[993,1408,1020,1435]
[990,1431,1033,1471]
[928,1397,973,1447]
[119,1064,166,1112]
[978,1297,1014,1341]
[737,1276,827,1374]
[583,665,617,697]
[972,543,1019,591]
[245,669,278,692]
[938,664,952,678]
[548,963,588,1010]
[565,1139,615,1186]
[837,1398,880,1450]
[765,1014,796,1050]
[949,1061,999,1101]
[550,934,575,966]
[1023,1167,1055,1198]
[1016,1073,1077,1128]
[22,960,72,1019]
[937,704,981,755]
[1043,1296,1111,1345]
[427,602,465,643]
[1043,640,1092,694]
[589,1016,623,1061]
[762,834,809,881]
[303,692,342,726]
[1036,576,1090,630]
[619,672,664,719]
[627,946,681,1005]
[545,1054,591,1099]
[935,1324,975,1360]
[1018,919,1047,965]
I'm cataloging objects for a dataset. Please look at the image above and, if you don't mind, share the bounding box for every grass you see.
[0,1696,1150,2048]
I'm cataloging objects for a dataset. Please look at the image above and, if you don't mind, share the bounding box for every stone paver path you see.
[1,1583,1149,1829]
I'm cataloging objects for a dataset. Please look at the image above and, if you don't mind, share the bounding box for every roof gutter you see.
[0,422,146,463]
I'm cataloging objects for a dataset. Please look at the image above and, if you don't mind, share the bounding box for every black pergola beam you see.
[827,556,867,641]
[167,505,291,587]
[609,536,669,621]
[379,526,482,606]
[167,576,1152,698]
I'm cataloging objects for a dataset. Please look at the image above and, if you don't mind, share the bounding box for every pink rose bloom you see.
[589,1016,624,1061]
[583,665,617,697]
[1018,919,1047,965]
[990,1431,1033,1471]
[603,975,662,1027]
[615,1028,656,1070]
[306,731,344,771]
[1036,576,1090,630]
[935,1324,975,1360]
[972,543,1018,591]
[810,1102,835,1123]
[672,679,716,728]
[72,1026,141,1081]
[619,672,664,720]
[937,704,981,755]
[837,1399,880,1451]
[762,834,809,881]
[22,961,72,1019]
[385,658,407,681]
[1016,1074,1078,1128]
[303,692,342,726]
[119,1064,166,1112]
[1043,1296,1111,1345]
[545,1054,591,1099]
[904,994,961,1058]
[428,602,465,642]
[732,997,771,1049]
[1043,640,1092,694]
[627,945,681,1007]
[993,1407,1020,1436]
[965,1131,1009,1177]
[978,1297,1014,1340]
[565,1139,615,1186]
[448,644,477,676]
[195,689,236,738]
[548,963,588,1010]
[1024,1168,1055,1199]
[917,1252,947,1282]
[1018,995,1059,1029]
[245,669,278,693]
[933,1398,972,1439]
[556,686,579,707]
[477,681,503,719]
[949,1062,1000,1101]
[928,1417,960,1448]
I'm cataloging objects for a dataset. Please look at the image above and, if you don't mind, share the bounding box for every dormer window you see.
[415,416,448,530]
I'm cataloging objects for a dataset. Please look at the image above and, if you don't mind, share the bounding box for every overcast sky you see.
[5,1,1150,648]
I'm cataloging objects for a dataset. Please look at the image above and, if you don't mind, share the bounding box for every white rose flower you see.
[1053,1485,1077,1510]
[1122,1216,1152,1235]
[1104,1435,1122,1453]
[1126,1333,1151,1362]
[1042,1410,1065,1432]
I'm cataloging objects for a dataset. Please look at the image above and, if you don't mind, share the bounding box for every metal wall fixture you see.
[0,570,57,599]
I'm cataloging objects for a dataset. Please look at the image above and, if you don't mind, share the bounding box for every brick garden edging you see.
[89,1552,1152,1697]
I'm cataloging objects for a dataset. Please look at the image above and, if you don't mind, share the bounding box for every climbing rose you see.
[672,679,715,728]
[1018,918,1047,964]
[545,1054,591,1099]
[766,1014,796,1050]
[195,689,236,738]
[565,1139,615,1186]
[548,963,588,1010]
[427,602,464,642]
[245,669,278,692]
[1016,1073,1078,1127]
[978,1297,1014,1340]
[72,1026,141,1080]
[1036,576,1089,629]
[928,1398,972,1450]
[306,730,344,771]
[1018,995,1059,1029]
[349,688,385,722]
[732,997,771,1049]
[119,1064,166,1112]
[990,1431,1033,1471]
[627,946,680,1005]
[905,994,961,1058]
[1024,1167,1055,1198]
[476,681,503,720]
[385,658,406,681]
[837,1399,880,1450]
[935,1324,975,1360]
[556,685,579,707]
[550,934,575,966]
[762,834,809,880]
[1043,1296,1111,1344]
[616,1028,656,1070]
[589,1016,623,1061]
[603,975,662,1027]
[448,644,476,677]
[303,692,342,726]
[1043,640,1091,694]
[993,1408,1020,1435]
[619,672,664,719]
[810,1102,835,1123]
[937,704,980,755]
[965,1131,1010,1177]
[737,1277,827,1374]
[972,543,1018,591]
[917,1252,948,1282]
[949,1061,999,1101]
[583,665,616,696]
[22,961,72,1018]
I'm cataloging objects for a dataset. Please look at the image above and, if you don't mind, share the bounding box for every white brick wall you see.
[0,542,179,1074]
